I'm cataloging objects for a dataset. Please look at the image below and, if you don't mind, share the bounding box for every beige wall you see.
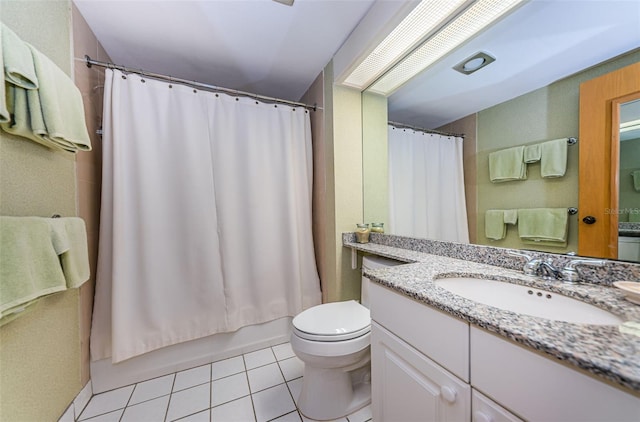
[303,61,364,303]
[300,70,332,301]
[72,2,109,386]
[476,49,640,253]
[0,1,83,421]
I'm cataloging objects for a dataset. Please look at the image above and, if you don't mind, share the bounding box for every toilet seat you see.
[292,300,370,342]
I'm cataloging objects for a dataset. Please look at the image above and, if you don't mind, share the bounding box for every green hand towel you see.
[523,144,541,163]
[540,139,567,178]
[58,218,90,288]
[1,24,39,89]
[517,208,568,247]
[27,43,92,152]
[503,209,518,225]
[489,146,526,182]
[629,210,640,223]
[0,217,68,321]
[631,170,640,192]
[0,29,9,123]
[485,210,506,240]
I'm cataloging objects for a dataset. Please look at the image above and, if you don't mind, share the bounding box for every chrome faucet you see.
[560,258,607,283]
[508,252,562,280]
[536,259,563,280]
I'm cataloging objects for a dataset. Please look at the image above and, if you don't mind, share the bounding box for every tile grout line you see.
[242,354,259,422]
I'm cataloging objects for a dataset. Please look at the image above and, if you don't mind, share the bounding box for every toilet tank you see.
[361,255,403,308]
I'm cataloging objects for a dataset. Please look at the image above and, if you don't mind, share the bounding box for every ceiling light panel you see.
[343,0,468,89]
[370,0,524,95]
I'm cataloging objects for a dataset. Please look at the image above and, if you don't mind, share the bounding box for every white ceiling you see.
[74,0,375,101]
[387,0,640,129]
[74,0,640,125]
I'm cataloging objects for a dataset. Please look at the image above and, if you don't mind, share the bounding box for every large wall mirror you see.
[361,1,640,262]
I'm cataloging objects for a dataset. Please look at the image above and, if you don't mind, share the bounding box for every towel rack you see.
[567,137,578,145]
[568,207,578,215]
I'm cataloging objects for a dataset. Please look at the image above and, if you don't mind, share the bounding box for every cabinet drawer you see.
[471,326,640,421]
[370,282,470,381]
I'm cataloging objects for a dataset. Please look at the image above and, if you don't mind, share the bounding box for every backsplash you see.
[343,233,640,285]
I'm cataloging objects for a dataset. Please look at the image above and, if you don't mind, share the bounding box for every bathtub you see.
[90,317,292,393]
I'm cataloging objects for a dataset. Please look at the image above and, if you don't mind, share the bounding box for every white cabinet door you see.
[472,389,524,422]
[372,322,471,422]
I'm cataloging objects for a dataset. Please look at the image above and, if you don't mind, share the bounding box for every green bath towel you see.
[485,210,506,240]
[489,146,527,182]
[629,211,640,223]
[1,24,39,89]
[0,217,68,321]
[517,208,568,247]
[0,217,90,323]
[540,139,567,178]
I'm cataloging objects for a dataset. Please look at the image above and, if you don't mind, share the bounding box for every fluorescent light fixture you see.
[620,119,640,133]
[342,0,468,89]
[369,0,525,95]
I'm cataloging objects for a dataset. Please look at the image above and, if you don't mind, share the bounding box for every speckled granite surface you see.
[620,222,640,238]
[343,235,640,393]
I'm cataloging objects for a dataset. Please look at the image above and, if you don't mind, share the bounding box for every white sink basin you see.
[434,277,622,325]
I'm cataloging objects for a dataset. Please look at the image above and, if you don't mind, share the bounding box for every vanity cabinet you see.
[371,322,471,421]
[369,281,640,422]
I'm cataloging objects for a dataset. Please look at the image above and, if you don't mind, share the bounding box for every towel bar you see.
[568,207,578,215]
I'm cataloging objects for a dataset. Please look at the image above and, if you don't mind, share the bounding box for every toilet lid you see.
[292,300,370,342]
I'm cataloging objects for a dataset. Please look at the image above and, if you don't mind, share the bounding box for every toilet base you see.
[296,363,371,421]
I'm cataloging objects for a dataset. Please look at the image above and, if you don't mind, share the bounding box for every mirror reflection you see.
[361,1,640,262]
[618,99,640,262]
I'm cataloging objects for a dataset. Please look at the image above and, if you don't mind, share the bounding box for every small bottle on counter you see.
[355,223,370,243]
[371,223,384,233]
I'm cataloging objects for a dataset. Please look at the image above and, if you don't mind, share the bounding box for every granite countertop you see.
[345,241,640,393]
[619,222,640,238]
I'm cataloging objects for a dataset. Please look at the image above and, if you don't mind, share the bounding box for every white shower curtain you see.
[91,69,321,363]
[388,126,469,243]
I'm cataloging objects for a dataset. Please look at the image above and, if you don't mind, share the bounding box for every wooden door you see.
[578,62,640,258]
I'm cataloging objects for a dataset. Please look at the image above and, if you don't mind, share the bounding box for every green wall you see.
[476,49,640,253]
[362,91,388,226]
[0,1,83,421]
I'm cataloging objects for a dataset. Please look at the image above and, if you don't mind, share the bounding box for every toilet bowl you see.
[290,255,402,421]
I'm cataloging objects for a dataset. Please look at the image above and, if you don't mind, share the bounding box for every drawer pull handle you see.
[474,411,494,422]
[440,386,457,403]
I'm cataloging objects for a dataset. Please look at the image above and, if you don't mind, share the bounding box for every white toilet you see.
[290,255,402,421]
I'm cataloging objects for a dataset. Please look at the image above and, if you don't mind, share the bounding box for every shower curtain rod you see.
[83,55,321,111]
[388,121,465,138]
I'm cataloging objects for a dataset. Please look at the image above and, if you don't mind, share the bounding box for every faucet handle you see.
[561,258,607,283]
[507,251,539,275]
